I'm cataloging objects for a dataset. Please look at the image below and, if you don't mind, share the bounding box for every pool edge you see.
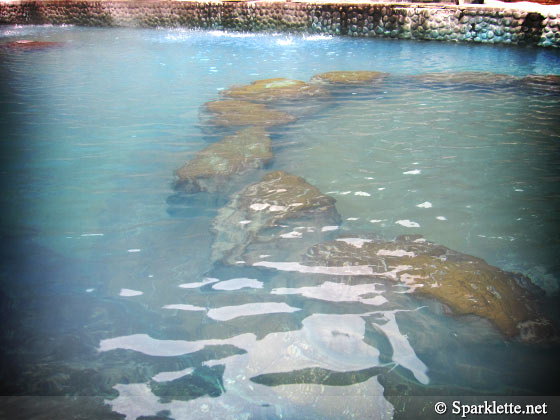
[0,1,559,47]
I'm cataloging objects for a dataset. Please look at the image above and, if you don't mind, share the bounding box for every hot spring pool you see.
[1,25,559,419]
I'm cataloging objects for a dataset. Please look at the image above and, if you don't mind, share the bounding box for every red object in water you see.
[3,40,63,50]
[501,0,560,3]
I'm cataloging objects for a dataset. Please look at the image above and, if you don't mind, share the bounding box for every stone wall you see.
[0,1,558,47]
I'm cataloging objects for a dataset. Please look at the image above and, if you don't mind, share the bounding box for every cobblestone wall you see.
[0,1,558,47]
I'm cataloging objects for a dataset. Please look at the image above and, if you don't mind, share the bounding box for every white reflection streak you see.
[119,288,143,297]
[152,367,194,383]
[212,278,263,291]
[272,281,388,306]
[206,302,300,321]
[395,219,420,228]
[254,260,412,282]
[371,309,430,385]
[253,261,374,275]
[377,249,415,258]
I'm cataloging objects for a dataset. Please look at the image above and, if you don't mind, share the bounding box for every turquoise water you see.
[1,25,559,419]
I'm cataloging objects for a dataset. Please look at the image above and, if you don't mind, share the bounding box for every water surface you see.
[1,25,559,419]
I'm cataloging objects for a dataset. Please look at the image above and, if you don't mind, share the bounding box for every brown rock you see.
[311,70,388,85]
[303,235,554,343]
[205,99,297,127]
[212,170,340,263]
[223,78,330,102]
[175,126,272,193]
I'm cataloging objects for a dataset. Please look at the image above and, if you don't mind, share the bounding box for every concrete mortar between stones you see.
[0,1,558,47]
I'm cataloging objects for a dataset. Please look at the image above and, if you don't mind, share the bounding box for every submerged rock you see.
[212,171,340,263]
[519,74,560,94]
[311,71,388,85]
[412,71,517,86]
[175,126,272,193]
[3,40,62,50]
[223,78,330,102]
[302,235,554,343]
[205,99,297,127]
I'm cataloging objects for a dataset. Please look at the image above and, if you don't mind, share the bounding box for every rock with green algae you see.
[212,170,340,264]
[175,126,272,193]
[205,99,297,127]
[412,71,518,86]
[301,235,555,343]
[223,78,330,102]
[311,70,388,85]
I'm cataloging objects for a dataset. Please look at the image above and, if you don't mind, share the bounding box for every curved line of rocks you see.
[173,69,559,344]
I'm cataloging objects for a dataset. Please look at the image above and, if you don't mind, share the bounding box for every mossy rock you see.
[303,235,555,343]
[234,171,338,225]
[212,170,340,263]
[311,71,388,85]
[412,71,517,86]
[175,126,272,193]
[223,78,330,102]
[205,99,297,127]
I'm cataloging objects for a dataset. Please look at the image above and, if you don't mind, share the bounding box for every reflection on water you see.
[371,310,429,385]
[1,26,560,420]
[102,313,397,420]
[272,280,388,306]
